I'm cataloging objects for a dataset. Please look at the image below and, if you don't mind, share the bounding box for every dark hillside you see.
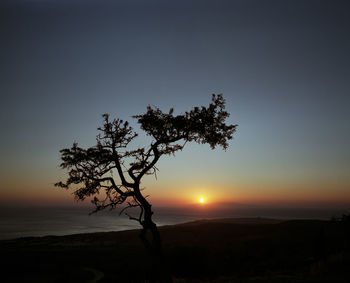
[1,218,349,282]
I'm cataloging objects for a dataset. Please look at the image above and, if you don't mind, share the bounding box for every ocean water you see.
[0,205,199,240]
[0,204,348,240]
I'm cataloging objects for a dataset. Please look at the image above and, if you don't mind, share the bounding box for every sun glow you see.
[199,198,205,204]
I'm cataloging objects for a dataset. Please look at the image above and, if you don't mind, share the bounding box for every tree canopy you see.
[56,94,237,256]
[56,94,236,214]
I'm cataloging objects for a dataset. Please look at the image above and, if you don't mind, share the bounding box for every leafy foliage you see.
[56,94,237,223]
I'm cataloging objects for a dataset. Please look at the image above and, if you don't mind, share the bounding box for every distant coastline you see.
[0,204,348,240]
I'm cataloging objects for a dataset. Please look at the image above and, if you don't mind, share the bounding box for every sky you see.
[1,0,350,209]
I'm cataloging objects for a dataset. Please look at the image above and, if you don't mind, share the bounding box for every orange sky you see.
[1,0,350,212]
[1,173,349,209]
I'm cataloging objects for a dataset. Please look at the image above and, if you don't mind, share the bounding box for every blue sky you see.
[1,0,349,206]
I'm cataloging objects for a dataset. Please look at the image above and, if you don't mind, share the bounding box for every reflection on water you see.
[0,204,348,240]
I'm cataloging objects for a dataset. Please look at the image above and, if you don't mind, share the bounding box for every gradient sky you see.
[1,0,350,208]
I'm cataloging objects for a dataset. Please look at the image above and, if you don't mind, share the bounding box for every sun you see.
[199,198,205,204]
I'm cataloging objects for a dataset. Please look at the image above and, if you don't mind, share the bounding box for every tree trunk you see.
[139,209,172,282]
[134,186,172,282]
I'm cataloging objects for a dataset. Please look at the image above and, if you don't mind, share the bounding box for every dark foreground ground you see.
[1,218,349,283]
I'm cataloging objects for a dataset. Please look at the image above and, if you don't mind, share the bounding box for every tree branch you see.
[82,172,133,197]
[111,141,135,188]
[136,143,160,182]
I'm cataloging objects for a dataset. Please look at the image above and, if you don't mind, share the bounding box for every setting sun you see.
[199,198,205,204]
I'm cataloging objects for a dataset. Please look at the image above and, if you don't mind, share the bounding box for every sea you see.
[0,204,348,240]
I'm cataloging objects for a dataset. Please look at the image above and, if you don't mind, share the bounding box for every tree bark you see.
[140,216,172,282]
[134,185,172,282]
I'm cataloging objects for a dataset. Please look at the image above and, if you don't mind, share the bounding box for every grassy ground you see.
[1,218,349,282]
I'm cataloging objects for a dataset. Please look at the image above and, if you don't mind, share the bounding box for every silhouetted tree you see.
[56,94,237,279]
